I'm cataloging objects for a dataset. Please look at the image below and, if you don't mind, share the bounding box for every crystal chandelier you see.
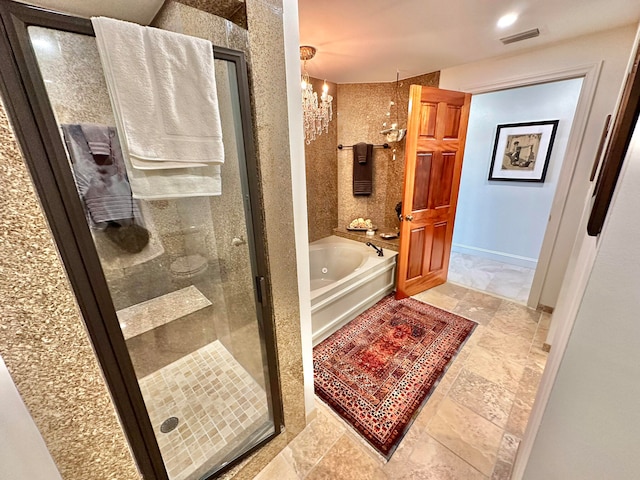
[300,45,333,144]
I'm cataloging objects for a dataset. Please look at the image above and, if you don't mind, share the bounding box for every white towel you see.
[123,152,222,200]
[91,17,224,170]
[91,17,224,200]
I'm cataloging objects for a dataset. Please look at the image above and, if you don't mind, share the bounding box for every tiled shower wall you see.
[305,77,338,243]
[239,0,309,475]
[0,98,141,479]
[0,0,305,479]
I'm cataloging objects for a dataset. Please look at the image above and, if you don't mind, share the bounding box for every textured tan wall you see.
[0,100,141,480]
[174,0,247,28]
[336,81,393,229]
[305,77,338,242]
[245,0,305,430]
[234,0,308,476]
[336,72,439,231]
[0,1,304,479]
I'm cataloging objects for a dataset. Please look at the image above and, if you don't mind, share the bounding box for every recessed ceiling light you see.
[497,13,518,28]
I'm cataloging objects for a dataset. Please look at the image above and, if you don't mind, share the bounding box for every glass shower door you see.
[28,25,278,480]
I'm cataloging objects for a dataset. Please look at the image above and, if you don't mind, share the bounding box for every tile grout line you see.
[427,431,491,479]
[311,396,389,466]
[298,428,348,479]
[450,366,517,432]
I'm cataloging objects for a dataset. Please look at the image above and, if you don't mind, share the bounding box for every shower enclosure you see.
[0,2,282,479]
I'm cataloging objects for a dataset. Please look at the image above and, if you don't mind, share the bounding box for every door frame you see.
[456,62,602,309]
[0,1,283,478]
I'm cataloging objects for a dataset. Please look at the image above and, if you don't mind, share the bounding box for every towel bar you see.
[337,143,389,150]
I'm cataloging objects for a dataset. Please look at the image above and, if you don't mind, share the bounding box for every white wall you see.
[282,0,315,418]
[440,25,637,307]
[453,79,583,268]
[522,117,640,480]
[0,356,62,479]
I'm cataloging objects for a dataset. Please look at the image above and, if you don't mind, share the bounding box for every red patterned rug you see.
[313,294,476,459]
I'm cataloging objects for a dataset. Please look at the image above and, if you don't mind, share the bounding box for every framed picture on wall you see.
[488,120,559,182]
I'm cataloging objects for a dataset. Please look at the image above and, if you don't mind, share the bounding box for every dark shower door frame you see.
[0,1,283,479]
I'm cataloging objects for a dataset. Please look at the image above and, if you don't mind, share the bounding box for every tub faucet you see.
[366,242,384,257]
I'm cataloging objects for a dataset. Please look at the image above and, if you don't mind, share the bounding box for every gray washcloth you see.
[81,124,112,157]
[62,123,141,226]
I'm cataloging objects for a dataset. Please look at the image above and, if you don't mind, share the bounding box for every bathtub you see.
[310,236,397,345]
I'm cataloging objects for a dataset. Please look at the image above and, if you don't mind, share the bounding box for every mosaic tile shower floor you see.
[139,340,270,480]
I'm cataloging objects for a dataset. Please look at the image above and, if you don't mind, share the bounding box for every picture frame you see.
[488,120,559,182]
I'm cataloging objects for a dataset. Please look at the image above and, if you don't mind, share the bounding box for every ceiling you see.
[298,0,640,84]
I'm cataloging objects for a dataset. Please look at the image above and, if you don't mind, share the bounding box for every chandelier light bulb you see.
[300,46,333,144]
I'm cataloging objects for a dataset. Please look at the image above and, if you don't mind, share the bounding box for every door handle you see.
[405,215,414,221]
[255,276,268,305]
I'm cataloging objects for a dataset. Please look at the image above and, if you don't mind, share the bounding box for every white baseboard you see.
[451,243,538,269]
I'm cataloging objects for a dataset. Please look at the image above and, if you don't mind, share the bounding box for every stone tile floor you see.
[448,252,536,304]
[255,283,549,479]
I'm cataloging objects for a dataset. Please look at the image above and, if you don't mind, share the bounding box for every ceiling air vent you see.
[500,28,540,45]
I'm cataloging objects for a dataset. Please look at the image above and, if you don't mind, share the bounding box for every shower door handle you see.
[255,276,268,306]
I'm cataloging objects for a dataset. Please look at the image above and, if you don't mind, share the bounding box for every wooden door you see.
[396,85,471,299]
